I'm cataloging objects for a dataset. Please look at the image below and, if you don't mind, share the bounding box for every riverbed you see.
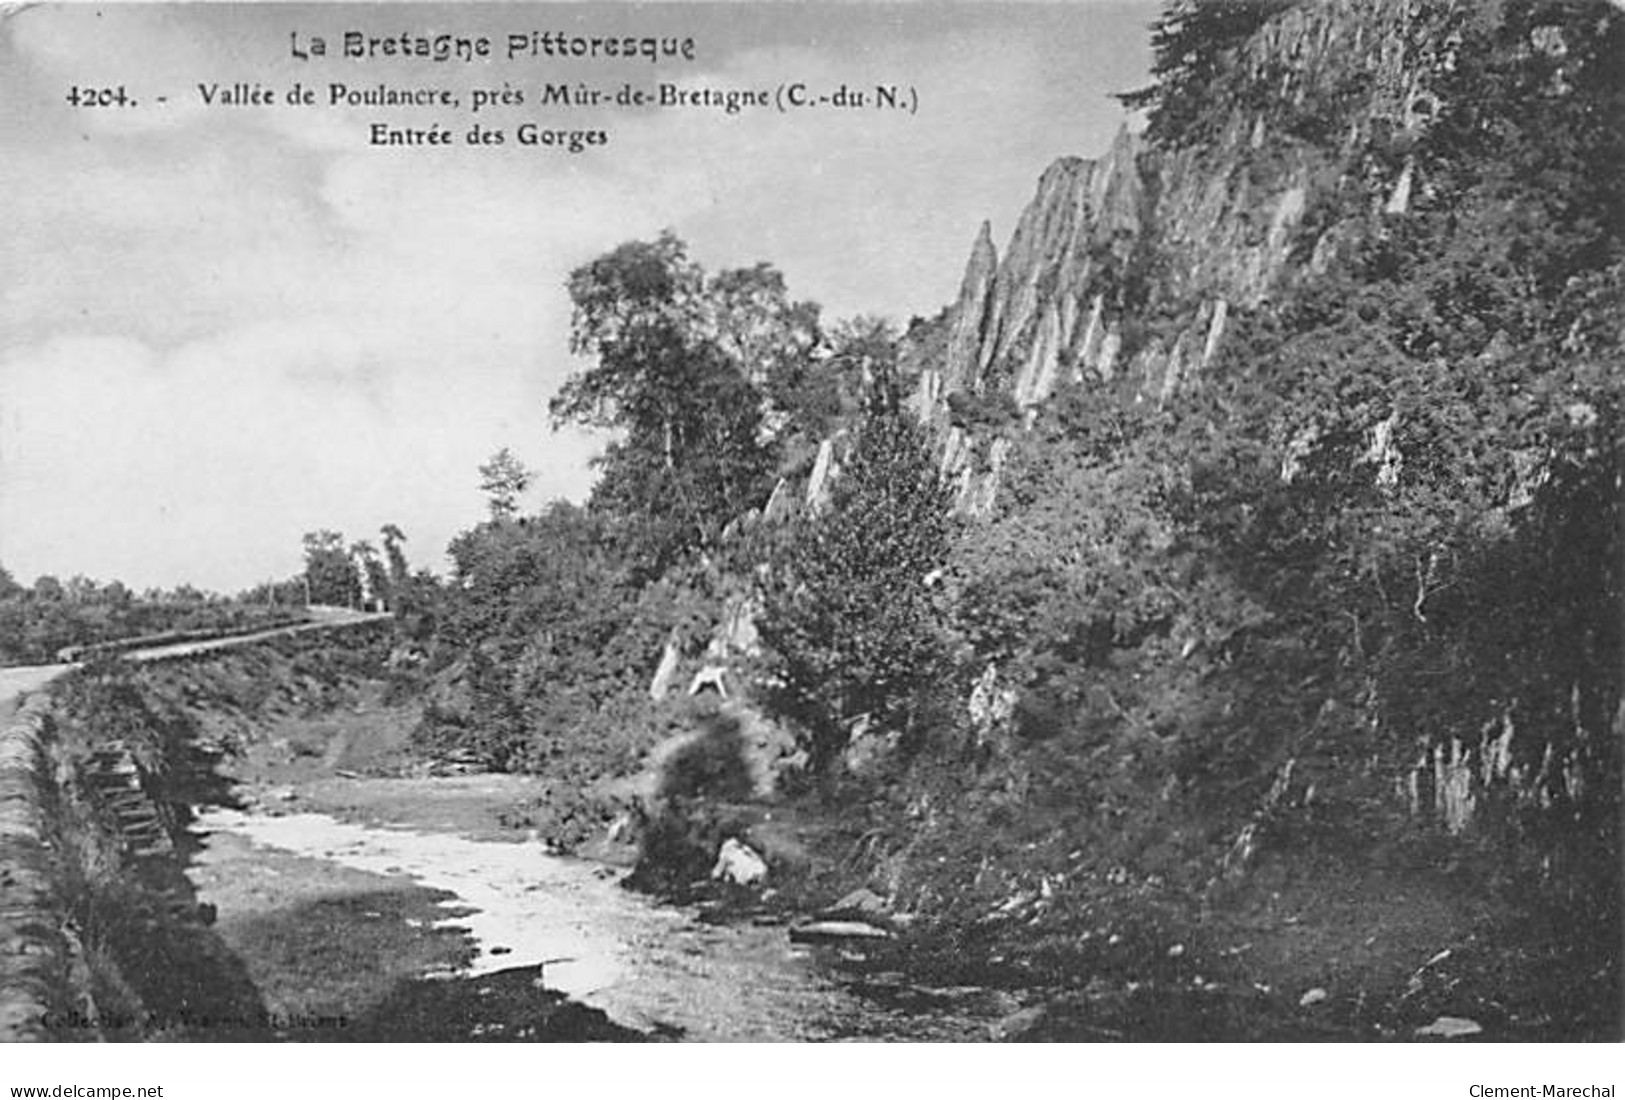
[187,798,995,1041]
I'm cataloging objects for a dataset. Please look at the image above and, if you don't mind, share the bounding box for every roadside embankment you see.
[0,614,393,1042]
[0,692,89,1041]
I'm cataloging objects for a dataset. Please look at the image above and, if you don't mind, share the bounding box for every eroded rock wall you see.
[920,0,1466,504]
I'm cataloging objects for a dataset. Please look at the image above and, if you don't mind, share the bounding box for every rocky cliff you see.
[918,0,1471,504]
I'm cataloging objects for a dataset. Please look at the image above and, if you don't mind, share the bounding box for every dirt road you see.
[0,663,73,708]
[0,608,389,706]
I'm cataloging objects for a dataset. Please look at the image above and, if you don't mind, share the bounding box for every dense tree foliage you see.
[758,398,956,773]
[430,502,660,769]
[1117,0,1296,144]
[420,238,835,771]
[550,233,813,578]
[301,529,362,608]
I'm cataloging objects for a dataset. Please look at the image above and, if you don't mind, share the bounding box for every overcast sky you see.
[0,2,1152,592]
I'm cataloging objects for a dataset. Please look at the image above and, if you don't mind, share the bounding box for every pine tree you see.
[758,405,955,773]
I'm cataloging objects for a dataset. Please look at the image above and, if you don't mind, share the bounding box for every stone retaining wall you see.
[0,693,77,1042]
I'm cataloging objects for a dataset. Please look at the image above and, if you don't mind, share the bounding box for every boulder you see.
[710,838,767,886]
[1415,1016,1482,1039]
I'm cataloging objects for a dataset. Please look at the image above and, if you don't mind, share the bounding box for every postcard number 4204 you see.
[66,86,134,108]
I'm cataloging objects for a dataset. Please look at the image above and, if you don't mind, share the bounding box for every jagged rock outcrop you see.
[943,222,998,395]
[913,131,1143,511]
[732,0,1497,640]
[727,0,1492,584]
[917,127,1144,430]
[804,433,843,512]
[982,126,1143,405]
[920,0,1467,506]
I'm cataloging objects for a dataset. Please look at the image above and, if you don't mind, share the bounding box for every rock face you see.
[647,629,682,700]
[984,128,1143,405]
[942,221,998,397]
[917,130,1143,429]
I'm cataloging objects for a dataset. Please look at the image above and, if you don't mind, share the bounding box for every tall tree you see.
[757,402,956,773]
[551,233,788,576]
[302,530,360,607]
[478,448,533,521]
[380,524,410,586]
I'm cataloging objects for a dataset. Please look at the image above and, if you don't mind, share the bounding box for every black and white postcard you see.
[1,0,1619,1088]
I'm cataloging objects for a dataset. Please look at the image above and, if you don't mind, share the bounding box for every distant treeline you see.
[0,568,306,667]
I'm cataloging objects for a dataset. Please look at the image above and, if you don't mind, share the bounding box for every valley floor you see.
[163,690,999,1042]
[183,684,1620,1043]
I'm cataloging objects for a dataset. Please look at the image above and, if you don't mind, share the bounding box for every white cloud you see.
[7,5,222,134]
[0,328,603,590]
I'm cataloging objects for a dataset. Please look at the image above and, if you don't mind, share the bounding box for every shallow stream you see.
[190,805,989,1041]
